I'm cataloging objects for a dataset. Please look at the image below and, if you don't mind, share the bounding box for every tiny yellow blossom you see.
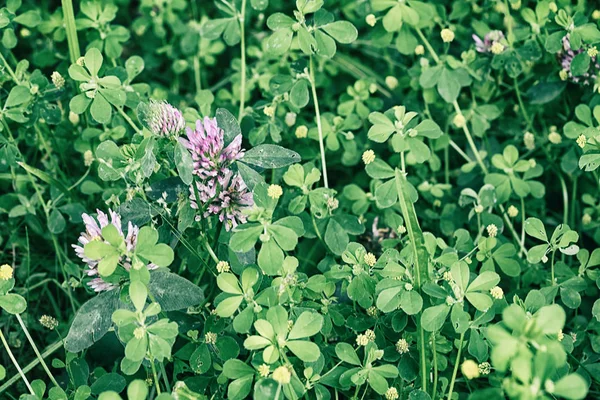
[272,366,291,384]
[216,261,230,273]
[367,306,379,317]
[490,286,504,300]
[258,364,270,377]
[559,69,569,81]
[461,359,480,379]
[69,111,80,125]
[365,329,376,341]
[576,134,587,148]
[385,387,399,400]
[285,112,297,127]
[548,131,562,144]
[133,327,145,339]
[524,131,535,150]
[593,10,600,20]
[557,329,564,341]
[364,252,377,267]
[295,125,308,138]
[474,204,484,214]
[397,225,407,234]
[268,184,283,199]
[453,114,466,128]
[366,14,377,27]
[396,338,409,354]
[490,42,505,55]
[0,264,13,280]
[415,45,425,55]
[205,332,217,344]
[263,105,275,118]
[83,150,94,166]
[356,334,369,346]
[385,76,399,89]
[362,149,376,165]
[51,71,65,88]
[507,205,519,218]
[487,224,498,238]
[583,213,592,225]
[510,0,521,10]
[441,28,455,43]
[589,47,599,58]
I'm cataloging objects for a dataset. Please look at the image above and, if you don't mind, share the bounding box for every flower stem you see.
[309,56,329,188]
[117,107,142,134]
[432,332,438,399]
[0,329,35,395]
[150,358,161,394]
[238,0,247,121]
[61,0,81,63]
[446,331,465,400]
[15,314,60,388]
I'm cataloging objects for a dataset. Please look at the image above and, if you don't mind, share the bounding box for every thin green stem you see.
[309,56,329,188]
[432,332,438,399]
[514,78,532,128]
[204,239,220,264]
[0,52,20,84]
[150,358,161,394]
[160,363,171,393]
[117,107,142,134]
[446,331,465,400]
[15,315,59,388]
[0,340,62,394]
[61,0,81,63]
[238,0,247,121]
[551,250,556,286]
[0,329,34,395]
[414,28,440,64]
[194,56,202,96]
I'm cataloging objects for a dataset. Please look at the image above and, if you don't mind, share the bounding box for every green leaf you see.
[90,94,112,124]
[242,144,301,169]
[286,340,320,362]
[0,293,27,314]
[525,218,547,241]
[421,304,450,332]
[5,85,31,108]
[90,373,126,395]
[467,271,500,293]
[84,47,103,77]
[288,311,323,339]
[266,29,293,56]
[65,289,121,352]
[321,21,357,44]
[148,271,204,311]
[571,53,590,77]
[258,240,284,275]
[324,219,349,255]
[552,373,588,400]
[335,342,361,365]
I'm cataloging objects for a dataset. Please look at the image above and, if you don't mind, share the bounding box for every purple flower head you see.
[180,117,244,187]
[181,117,253,230]
[191,172,254,231]
[72,209,157,292]
[141,100,186,137]
[473,30,505,53]
[558,34,599,85]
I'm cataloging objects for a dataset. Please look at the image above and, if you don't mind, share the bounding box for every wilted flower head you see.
[140,100,186,137]
[473,30,505,53]
[72,209,157,292]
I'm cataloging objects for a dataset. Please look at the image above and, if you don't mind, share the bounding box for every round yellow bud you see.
[441,28,455,43]
[461,359,480,379]
[0,264,13,281]
[295,125,308,139]
[362,149,376,165]
[415,45,425,55]
[366,14,377,27]
[272,366,291,384]
[453,114,466,128]
[267,184,283,199]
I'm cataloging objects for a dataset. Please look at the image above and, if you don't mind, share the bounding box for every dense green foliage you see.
[2,0,600,399]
